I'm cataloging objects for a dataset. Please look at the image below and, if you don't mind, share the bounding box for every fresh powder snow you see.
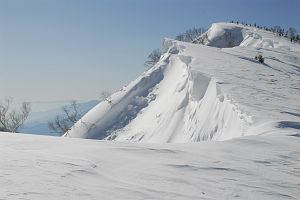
[1,132,299,200]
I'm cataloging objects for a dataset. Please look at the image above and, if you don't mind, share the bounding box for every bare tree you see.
[296,35,300,42]
[100,91,111,103]
[144,49,162,68]
[176,27,206,42]
[271,26,284,36]
[185,28,204,42]
[288,27,297,38]
[175,34,185,41]
[48,101,81,135]
[0,97,31,133]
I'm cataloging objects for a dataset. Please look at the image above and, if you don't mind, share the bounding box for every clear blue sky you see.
[0,0,299,102]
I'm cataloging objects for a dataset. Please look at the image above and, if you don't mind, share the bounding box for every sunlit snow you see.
[1,22,300,200]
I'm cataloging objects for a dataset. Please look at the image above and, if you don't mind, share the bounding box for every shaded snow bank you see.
[194,22,300,50]
[65,61,166,139]
[66,39,252,142]
[194,23,244,48]
[112,53,251,142]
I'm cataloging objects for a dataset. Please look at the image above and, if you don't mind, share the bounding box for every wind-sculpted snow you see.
[65,63,166,139]
[1,133,300,200]
[1,22,300,200]
[194,23,244,48]
[66,38,253,142]
[66,23,300,142]
[66,23,300,143]
[112,65,251,142]
[195,22,300,51]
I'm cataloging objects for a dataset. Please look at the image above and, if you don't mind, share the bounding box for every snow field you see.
[1,132,300,200]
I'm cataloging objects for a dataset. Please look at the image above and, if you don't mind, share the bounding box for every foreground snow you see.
[1,132,300,200]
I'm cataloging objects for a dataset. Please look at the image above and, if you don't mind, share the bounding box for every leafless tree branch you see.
[0,97,31,132]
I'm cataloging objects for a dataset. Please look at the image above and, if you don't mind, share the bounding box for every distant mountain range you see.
[20,100,99,136]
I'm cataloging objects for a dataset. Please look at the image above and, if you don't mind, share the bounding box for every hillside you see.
[66,22,300,142]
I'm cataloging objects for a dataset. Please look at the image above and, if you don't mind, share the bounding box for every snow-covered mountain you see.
[1,22,300,200]
[66,22,300,142]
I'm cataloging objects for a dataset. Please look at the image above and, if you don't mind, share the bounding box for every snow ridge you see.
[194,22,299,50]
[65,60,167,139]
[66,22,300,142]
[66,37,252,142]
[194,23,244,48]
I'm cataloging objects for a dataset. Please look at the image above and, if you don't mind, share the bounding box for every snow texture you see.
[1,132,300,200]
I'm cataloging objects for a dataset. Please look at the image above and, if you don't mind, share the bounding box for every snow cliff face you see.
[194,22,299,50]
[194,23,244,48]
[66,22,300,142]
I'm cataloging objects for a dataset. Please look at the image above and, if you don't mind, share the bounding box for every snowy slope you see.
[66,22,300,142]
[1,22,300,200]
[1,132,300,200]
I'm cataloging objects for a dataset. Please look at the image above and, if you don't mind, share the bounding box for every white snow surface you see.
[1,132,300,200]
[1,22,300,200]
[66,22,300,142]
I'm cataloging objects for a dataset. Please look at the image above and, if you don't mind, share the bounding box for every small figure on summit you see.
[255,54,264,63]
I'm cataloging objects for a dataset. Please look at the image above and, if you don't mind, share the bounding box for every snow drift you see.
[194,23,244,48]
[66,22,300,142]
[2,132,300,200]
[194,22,299,50]
[65,41,251,142]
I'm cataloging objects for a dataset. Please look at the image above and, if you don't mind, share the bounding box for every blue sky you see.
[0,0,299,102]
